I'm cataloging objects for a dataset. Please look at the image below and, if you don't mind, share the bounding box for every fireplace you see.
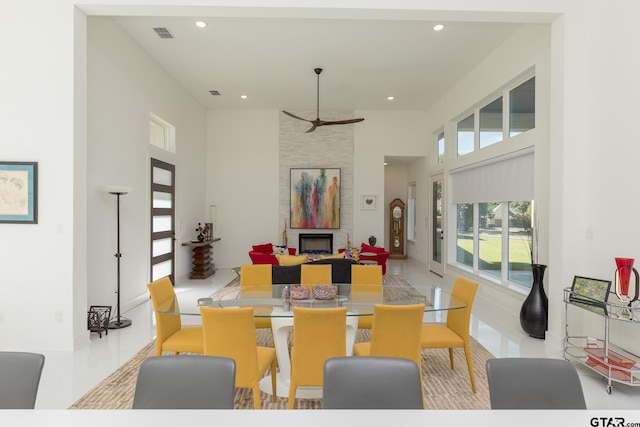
[299,233,333,255]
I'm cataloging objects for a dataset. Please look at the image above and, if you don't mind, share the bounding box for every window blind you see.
[450,150,534,204]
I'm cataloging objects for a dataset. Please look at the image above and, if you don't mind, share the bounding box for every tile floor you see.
[34,259,640,409]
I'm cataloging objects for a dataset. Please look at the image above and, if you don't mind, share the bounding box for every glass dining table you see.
[158,282,465,398]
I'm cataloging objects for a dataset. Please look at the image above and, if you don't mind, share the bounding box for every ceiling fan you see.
[283,68,365,133]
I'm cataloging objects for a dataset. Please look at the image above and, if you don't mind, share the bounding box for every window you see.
[478,202,501,278]
[450,151,534,288]
[437,131,445,164]
[479,97,503,148]
[508,201,533,286]
[456,203,473,268]
[150,113,176,153]
[407,183,416,242]
[456,200,534,288]
[454,74,535,156]
[509,76,535,137]
[457,114,474,156]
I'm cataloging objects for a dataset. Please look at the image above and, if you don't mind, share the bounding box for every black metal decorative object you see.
[519,263,548,339]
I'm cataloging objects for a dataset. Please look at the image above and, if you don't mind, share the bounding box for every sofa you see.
[248,243,297,265]
[339,243,390,274]
[271,258,358,284]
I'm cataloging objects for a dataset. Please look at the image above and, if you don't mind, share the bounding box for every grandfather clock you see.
[389,198,406,259]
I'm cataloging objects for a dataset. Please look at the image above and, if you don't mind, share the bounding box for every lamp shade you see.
[102,185,133,195]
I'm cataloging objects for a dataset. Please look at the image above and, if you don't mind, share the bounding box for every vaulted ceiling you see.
[111,16,523,113]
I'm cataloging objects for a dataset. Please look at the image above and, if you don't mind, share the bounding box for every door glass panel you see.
[478,202,501,277]
[457,114,474,156]
[153,215,172,233]
[456,203,473,267]
[152,238,173,257]
[508,200,533,287]
[432,180,442,264]
[153,166,172,186]
[480,97,503,148]
[510,77,535,137]
[153,191,172,209]
[152,260,173,282]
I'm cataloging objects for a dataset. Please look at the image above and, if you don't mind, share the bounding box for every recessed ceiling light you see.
[240,95,248,99]
[433,24,445,31]
[387,96,395,101]
[195,21,207,28]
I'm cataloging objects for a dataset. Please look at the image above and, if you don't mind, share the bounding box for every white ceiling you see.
[111,16,524,113]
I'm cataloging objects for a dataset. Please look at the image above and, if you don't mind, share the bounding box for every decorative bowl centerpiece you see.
[290,286,310,300]
[313,284,337,300]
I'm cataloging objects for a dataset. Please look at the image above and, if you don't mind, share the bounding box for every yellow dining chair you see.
[352,303,425,407]
[420,276,478,393]
[147,277,204,356]
[287,306,347,409]
[300,264,332,289]
[239,264,273,329]
[200,306,277,409]
[240,263,273,287]
[350,264,383,329]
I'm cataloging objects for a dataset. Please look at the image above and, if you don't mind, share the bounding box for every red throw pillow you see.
[252,243,273,253]
[361,243,384,253]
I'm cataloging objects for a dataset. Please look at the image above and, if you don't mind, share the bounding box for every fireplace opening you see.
[299,233,333,255]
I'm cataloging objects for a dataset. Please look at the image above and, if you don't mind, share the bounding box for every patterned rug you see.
[70,275,493,410]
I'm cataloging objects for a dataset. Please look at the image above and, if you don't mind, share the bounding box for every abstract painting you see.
[290,168,340,229]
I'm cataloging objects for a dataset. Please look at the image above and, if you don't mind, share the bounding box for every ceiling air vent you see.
[209,90,221,96]
[153,27,174,39]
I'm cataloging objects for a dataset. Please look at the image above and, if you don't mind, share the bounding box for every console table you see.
[181,238,220,279]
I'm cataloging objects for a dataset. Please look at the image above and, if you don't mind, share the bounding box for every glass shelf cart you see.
[563,288,640,394]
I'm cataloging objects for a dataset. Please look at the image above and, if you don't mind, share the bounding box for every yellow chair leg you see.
[448,348,455,369]
[463,342,476,393]
[287,384,297,409]
[253,385,261,409]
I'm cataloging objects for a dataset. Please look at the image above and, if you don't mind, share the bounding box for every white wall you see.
[206,109,280,268]
[86,17,208,338]
[417,24,552,327]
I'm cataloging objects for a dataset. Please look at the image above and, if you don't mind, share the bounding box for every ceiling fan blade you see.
[317,118,365,126]
[282,110,311,122]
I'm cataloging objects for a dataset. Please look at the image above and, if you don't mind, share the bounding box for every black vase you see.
[519,263,548,339]
[368,236,377,246]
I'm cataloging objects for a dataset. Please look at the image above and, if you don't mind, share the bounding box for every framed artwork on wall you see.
[361,194,378,210]
[0,161,38,224]
[290,168,340,229]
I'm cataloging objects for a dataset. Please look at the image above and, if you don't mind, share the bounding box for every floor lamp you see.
[105,186,132,329]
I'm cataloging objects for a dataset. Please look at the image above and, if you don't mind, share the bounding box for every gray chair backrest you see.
[0,351,45,409]
[486,357,586,409]
[323,356,423,409]
[132,355,236,409]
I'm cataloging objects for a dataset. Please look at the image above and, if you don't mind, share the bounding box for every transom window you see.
[456,76,535,156]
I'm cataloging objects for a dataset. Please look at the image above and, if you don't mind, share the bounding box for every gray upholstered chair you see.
[132,355,236,409]
[485,357,587,409]
[322,356,424,409]
[0,351,45,409]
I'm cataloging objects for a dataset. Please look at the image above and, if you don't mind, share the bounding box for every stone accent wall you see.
[279,110,355,253]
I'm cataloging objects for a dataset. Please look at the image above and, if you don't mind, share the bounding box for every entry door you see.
[430,174,445,276]
[150,158,176,283]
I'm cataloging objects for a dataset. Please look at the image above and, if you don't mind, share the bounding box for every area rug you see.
[70,275,492,410]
